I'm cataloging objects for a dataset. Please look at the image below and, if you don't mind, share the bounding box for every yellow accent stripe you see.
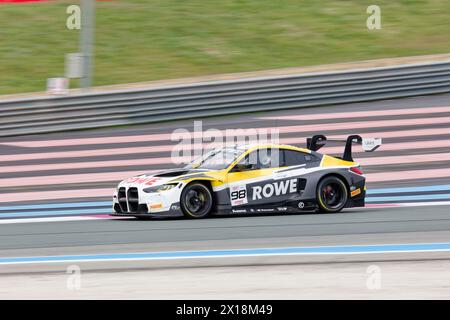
[321,155,356,167]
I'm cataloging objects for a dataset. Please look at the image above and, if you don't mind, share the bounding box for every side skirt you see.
[214,199,318,215]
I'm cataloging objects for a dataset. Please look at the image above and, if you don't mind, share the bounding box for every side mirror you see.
[233,163,253,172]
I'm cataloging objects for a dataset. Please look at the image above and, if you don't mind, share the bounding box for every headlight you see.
[143,183,179,193]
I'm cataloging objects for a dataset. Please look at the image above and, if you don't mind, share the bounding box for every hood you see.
[118,168,211,188]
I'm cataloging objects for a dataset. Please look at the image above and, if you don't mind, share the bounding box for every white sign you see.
[65,53,83,78]
[47,78,69,95]
[362,138,382,152]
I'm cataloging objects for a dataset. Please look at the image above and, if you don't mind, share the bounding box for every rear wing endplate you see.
[306,135,382,162]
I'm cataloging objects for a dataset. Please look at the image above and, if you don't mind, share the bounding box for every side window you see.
[284,150,317,166]
[234,148,284,171]
[257,148,283,169]
[232,151,256,172]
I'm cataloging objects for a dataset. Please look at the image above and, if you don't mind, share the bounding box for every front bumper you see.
[111,211,183,218]
[112,184,183,216]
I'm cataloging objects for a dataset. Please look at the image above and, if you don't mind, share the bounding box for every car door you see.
[274,149,317,198]
[226,148,284,208]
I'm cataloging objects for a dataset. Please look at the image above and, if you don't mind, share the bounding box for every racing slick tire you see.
[180,182,213,218]
[316,176,348,213]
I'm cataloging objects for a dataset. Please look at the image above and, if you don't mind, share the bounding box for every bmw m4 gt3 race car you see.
[112,135,381,219]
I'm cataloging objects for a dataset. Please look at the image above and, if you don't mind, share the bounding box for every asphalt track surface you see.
[1,93,450,274]
[0,205,450,257]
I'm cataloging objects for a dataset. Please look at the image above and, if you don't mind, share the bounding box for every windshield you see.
[184,147,244,170]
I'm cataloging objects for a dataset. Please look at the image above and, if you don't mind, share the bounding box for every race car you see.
[112,135,381,219]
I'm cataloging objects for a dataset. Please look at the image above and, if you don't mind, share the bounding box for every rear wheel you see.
[317,176,348,213]
[180,183,213,218]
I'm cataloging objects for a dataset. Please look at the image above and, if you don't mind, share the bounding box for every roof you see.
[215,143,312,154]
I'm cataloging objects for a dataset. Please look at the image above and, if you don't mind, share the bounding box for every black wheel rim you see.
[320,182,346,209]
[184,186,209,216]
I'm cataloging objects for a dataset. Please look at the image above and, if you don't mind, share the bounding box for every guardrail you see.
[1,60,450,137]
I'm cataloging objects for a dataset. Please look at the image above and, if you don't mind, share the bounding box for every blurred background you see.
[1,0,450,94]
[1,0,450,300]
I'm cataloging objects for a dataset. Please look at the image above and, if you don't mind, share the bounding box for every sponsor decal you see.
[351,188,362,197]
[298,202,305,209]
[148,203,163,210]
[252,179,298,200]
[126,176,162,186]
[232,209,247,213]
[277,207,288,211]
[170,204,180,211]
[230,184,248,206]
[256,208,275,212]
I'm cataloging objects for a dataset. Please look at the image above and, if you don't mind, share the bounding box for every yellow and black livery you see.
[112,135,380,219]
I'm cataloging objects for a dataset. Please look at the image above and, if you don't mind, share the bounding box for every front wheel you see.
[180,183,213,218]
[317,176,348,213]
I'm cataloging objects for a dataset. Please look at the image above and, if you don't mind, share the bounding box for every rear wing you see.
[306,135,382,162]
